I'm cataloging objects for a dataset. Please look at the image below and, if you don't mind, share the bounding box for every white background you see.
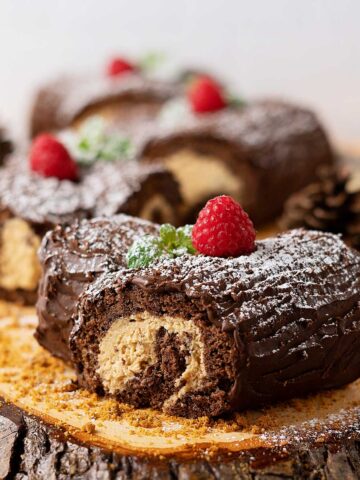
[0,0,359,144]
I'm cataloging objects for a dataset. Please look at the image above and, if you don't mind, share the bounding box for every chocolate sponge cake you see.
[36,215,360,418]
[0,161,181,304]
[140,99,335,225]
[30,73,178,138]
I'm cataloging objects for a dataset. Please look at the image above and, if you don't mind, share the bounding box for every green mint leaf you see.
[159,223,177,246]
[126,236,162,269]
[75,116,132,165]
[139,51,166,73]
[78,138,90,151]
[127,224,196,269]
[227,93,246,108]
[175,225,196,254]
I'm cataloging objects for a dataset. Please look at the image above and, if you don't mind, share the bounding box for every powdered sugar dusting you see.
[0,158,175,227]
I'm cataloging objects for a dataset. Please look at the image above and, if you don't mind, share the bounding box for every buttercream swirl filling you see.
[97,311,207,409]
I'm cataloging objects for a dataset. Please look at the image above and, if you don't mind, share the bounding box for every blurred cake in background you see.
[139,76,335,225]
[0,130,181,304]
[0,122,13,164]
[29,57,336,228]
[29,55,179,138]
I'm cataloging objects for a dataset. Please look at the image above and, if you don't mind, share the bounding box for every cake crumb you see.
[82,422,96,434]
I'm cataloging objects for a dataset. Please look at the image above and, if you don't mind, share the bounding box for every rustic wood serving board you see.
[0,302,360,479]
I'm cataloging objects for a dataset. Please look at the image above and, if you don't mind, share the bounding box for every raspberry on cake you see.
[0,133,182,304]
[36,214,360,418]
[192,195,256,256]
[30,133,79,180]
[140,99,334,225]
[187,75,226,113]
[106,56,137,77]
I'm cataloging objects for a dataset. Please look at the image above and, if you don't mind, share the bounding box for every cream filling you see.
[0,218,41,291]
[139,195,176,225]
[72,103,123,130]
[72,101,161,131]
[97,312,207,408]
[164,149,242,209]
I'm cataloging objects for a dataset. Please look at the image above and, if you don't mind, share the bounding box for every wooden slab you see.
[0,302,360,479]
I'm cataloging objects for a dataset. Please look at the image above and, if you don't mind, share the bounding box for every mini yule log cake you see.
[0,134,181,304]
[139,76,335,225]
[36,208,360,418]
[0,123,12,164]
[29,55,179,138]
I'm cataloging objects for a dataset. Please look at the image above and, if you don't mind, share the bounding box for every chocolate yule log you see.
[140,99,335,225]
[36,215,360,418]
[0,161,181,304]
[30,73,178,138]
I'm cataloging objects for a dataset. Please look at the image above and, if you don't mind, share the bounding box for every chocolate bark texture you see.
[36,215,360,417]
[30,73,178,138]
[0,161,181,304]
[140,100,335,225]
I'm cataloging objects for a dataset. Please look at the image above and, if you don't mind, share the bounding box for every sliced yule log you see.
[139,98,335,225]
[29,69,179,138]
[36,214,360,418]
[2,304,360,478]
[0,158,181,305]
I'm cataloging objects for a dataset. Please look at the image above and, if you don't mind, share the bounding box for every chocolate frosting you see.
[0,159,181,234]
[30,73,179,137]
[36,215,360,411]
[0,159,91,233]
[139,99,335,225]
[84,162,181,218]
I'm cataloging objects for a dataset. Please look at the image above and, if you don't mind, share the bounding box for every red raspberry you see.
[29,134,79,181]
[106,57,136,77]
[187,76,226,113]
[192,196,256,257]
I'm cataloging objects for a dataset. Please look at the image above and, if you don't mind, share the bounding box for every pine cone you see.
[280,165,360,250]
